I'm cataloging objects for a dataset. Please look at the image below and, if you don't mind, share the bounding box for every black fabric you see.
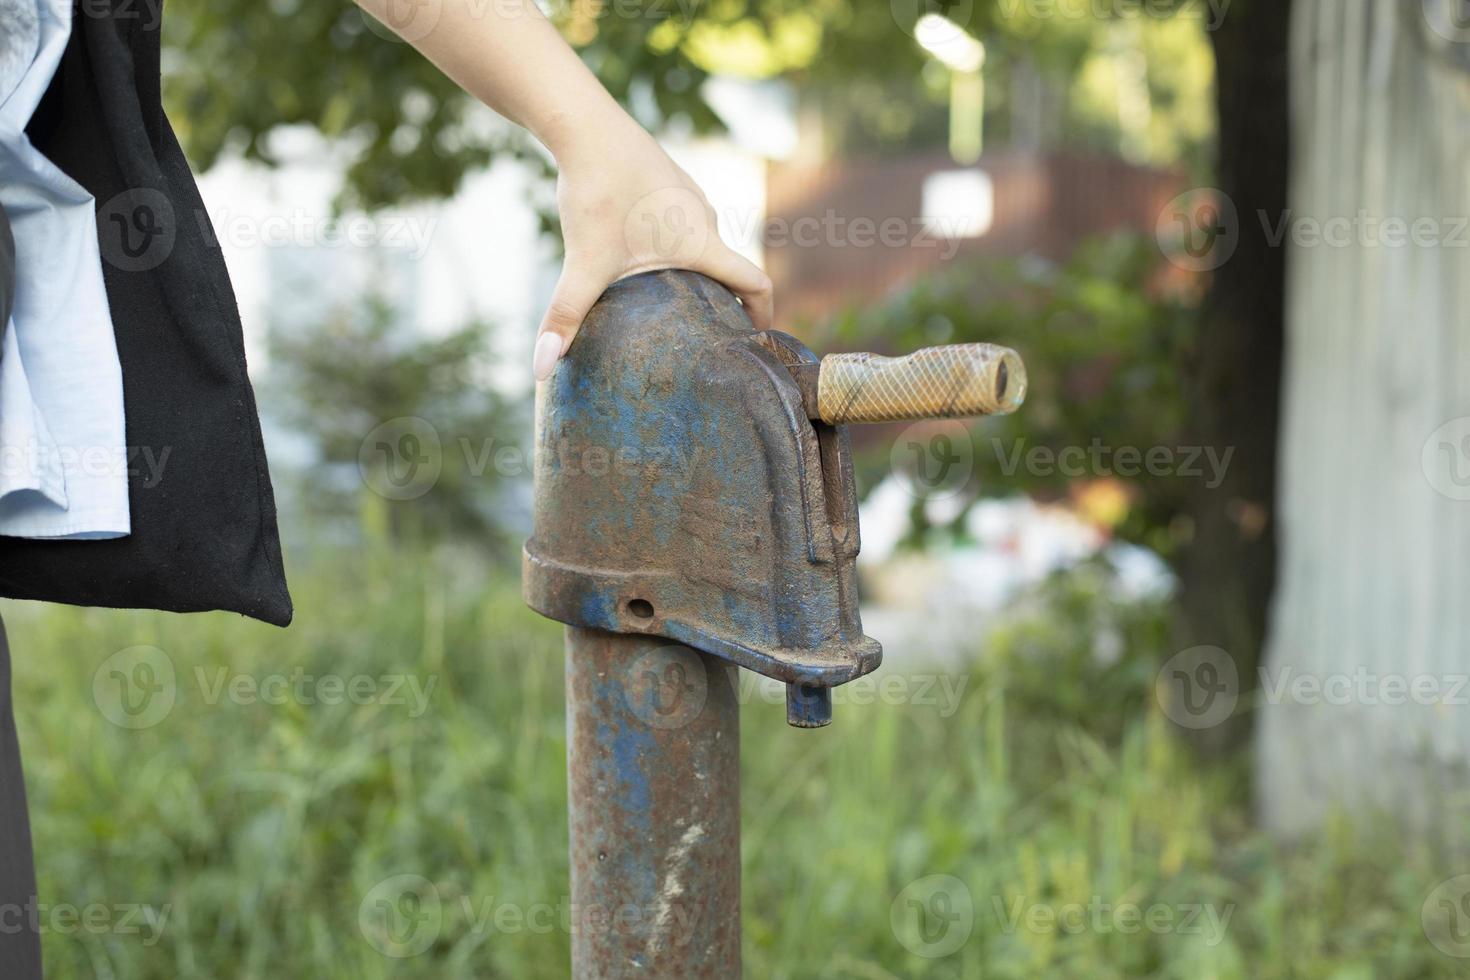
[4,0,291,625]
[0,617,43,979]
[0,204,13,339]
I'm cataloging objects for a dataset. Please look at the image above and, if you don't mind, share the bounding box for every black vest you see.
[3,0,292,626]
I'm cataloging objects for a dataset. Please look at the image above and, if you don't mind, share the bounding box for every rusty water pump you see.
[524,269,1024,978]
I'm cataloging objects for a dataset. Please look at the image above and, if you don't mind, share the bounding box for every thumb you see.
[534,267,607,381]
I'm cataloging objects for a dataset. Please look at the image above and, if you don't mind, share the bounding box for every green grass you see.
[2,551,1460,978]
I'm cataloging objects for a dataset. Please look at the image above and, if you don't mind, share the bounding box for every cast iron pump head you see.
[524,269,1025,728]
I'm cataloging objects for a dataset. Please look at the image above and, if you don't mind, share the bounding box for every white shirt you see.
[0,0,130,539]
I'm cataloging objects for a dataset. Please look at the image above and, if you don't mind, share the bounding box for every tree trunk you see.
[1256,0,1470,836]
[1173,0,1292,754]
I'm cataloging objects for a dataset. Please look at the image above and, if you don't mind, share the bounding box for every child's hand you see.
[534,123,772,380]
[350,0,772,381]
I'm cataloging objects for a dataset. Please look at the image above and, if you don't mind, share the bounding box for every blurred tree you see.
[796,2,1214,168]
[266,297,520,547]
[1173,0,1291,754]
[1257,0,1470,836]
[164,0,721,209]
[163,0,1215,208]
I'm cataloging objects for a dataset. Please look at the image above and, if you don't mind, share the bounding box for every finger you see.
[696,245,774,332]
[534,266,607,381]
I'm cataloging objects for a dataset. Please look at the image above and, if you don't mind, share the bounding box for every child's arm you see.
[354,0,774,379]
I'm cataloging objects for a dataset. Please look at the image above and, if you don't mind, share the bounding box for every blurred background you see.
[7,0,1470,976]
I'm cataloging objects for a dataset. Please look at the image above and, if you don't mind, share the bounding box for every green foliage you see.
[163,0,721,210]
[984,559,1175,744]
[5,553,1461,978]
[167,2,489,209]
[265,297,521,547]
[804,2,1215,167]
[825,233,1199,561]
[162,0,1214,209]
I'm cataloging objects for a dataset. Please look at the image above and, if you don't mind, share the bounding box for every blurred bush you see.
[265,297,523,549]
[6,553,1458,978]
[825,232,1199,562]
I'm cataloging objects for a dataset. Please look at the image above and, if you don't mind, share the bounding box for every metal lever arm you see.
[804,343,1026,425]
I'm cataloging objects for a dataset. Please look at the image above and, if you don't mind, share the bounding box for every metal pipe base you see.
[565,627,741,979]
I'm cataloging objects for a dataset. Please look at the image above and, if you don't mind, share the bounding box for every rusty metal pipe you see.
[530,272,1031,977]
[565,627,741,979]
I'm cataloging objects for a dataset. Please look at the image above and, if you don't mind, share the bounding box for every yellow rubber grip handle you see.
[816,344,1027,425]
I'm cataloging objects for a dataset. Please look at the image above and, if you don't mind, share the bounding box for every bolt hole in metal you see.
[626,598,655,621]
